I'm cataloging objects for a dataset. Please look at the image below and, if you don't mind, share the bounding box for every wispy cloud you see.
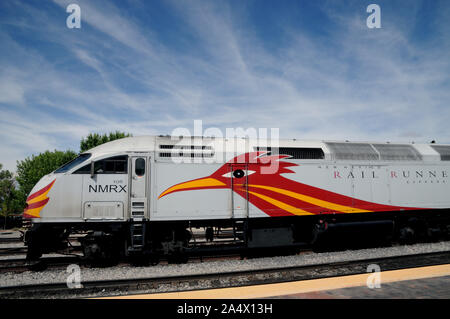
[0,0,449,171]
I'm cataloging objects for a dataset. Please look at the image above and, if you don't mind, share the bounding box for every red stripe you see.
[233,188,306,217]
[25,198,49,210]
[23,213,35,219]
[26,179,55,201]
[251,174,424,212]
[244,192,293,217]
[243,185,331,214]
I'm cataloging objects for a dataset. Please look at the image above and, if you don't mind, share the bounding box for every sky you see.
[0,0,449,172]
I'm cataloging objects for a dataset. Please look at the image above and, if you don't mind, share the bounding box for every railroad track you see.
[0,255,81,273]
[0,245,82,258]
[0,237,23,243]
[0,249,243,274]
[0,230,24,243]
[0,246,28,256]
[1,250,449,299]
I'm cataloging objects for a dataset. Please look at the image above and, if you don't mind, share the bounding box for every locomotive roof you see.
[83,136,450,162]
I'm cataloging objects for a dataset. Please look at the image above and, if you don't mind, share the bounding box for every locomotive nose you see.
[158,177,226,199]
[23,177,56,219]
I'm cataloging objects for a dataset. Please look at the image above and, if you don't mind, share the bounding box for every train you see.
[23,136,450,267]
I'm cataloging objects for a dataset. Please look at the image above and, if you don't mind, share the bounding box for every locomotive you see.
[23,136,450,266]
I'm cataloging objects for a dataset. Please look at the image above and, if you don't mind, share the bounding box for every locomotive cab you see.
[24,146,152,267]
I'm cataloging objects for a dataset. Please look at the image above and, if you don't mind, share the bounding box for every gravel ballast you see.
[1,241,450,288]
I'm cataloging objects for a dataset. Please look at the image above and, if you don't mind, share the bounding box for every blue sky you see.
[0,0,449,171]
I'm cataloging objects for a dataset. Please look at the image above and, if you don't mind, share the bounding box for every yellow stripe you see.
[248,184,372,214]
[245,189,313,216]
[27,188,52,205]
[159,178,225,199]
[24,208,42,217]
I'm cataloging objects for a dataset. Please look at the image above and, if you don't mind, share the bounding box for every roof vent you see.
[326,143,379,160]
[255,147,324,159]
[158,144,214,158]
[430,145,450,161]
[372,144,422,161]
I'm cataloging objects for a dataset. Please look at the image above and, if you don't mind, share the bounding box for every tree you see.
[80,131,132,153]
[0,164,21,229]
[15,150,77,210]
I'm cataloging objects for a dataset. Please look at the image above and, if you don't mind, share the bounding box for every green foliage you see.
[15,150,77,209]
[12,131,132,211]
[0,164,22,218]
[80,131,132,153]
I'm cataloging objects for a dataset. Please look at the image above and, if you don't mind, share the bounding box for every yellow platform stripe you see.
[106,264,450,299]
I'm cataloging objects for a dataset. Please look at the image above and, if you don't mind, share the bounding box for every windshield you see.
[54,153,92,173]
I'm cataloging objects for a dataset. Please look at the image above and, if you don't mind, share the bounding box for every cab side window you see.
[73,155,128,174]
[135,158,145,176]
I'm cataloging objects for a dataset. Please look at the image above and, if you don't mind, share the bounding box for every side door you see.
[129,156,149,221]
[230,164,249,219]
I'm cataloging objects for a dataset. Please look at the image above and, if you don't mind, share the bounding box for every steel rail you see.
[1,250,449,299]
[0,255,81,273]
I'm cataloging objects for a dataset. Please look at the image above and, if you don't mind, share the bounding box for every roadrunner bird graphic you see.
[159,152,420,216]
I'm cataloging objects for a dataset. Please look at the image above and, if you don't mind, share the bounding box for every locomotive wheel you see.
[26,259,48,271]
[149,253,160,265]
[81,232,120,267]
[129,255,149,266]
[129,252,160,266]
[167,251,188,264]
[398,226,416,245]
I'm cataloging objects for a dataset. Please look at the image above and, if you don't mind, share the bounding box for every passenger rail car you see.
[23,136,450,265]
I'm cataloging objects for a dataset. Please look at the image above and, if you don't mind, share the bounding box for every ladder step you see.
[130,223,146,252]
[128,245,143,251]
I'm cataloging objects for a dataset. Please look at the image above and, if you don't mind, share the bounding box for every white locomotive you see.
[23,136,450,265]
